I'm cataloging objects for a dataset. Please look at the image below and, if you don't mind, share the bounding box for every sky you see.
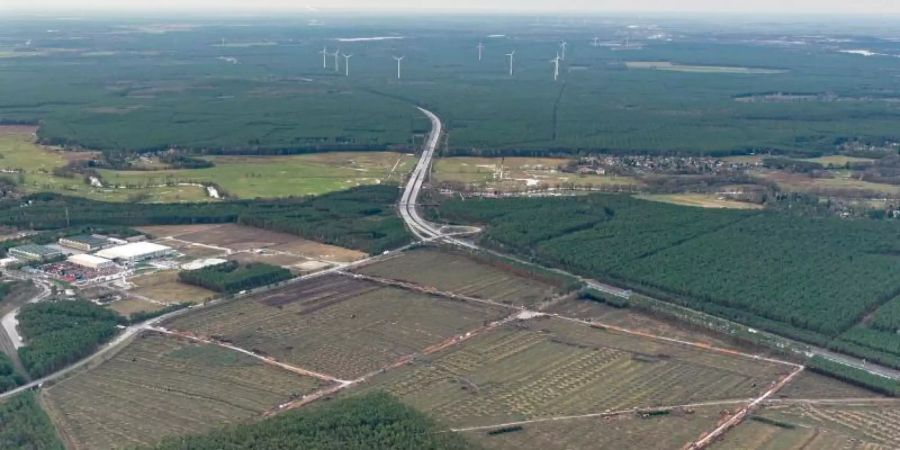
[4,0,900,15]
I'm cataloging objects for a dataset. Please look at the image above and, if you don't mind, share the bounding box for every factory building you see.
[58,235,110,252]
[8,244,64,262]
[67,254,117,270]
[95,242,174,263]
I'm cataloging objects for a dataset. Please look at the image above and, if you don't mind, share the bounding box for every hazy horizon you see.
[5,0,900,16]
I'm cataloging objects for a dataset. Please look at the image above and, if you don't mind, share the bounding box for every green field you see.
[0,126,413,201]
[2,18,900,155]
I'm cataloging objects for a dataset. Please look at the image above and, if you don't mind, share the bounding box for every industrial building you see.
[95,242,174,263]
[9,244,64,262]
[58,235,110,252]
[67,254,117,270]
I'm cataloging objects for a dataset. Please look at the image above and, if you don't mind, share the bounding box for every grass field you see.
[802,155,877,167]
[0,126,209,202]
[165,274,509,379]
[624,61,787,74]
[461,405,731,450]
[776,372,886,400]
[636,193,764,210]
[362,316,787,428]
[106,298,167,318]
[128,271,216,304]
[41,332,327,449]
[357,248,562,307]
[758,170,900,196]
[433,157,641,192]
[714,403,900,449]
[98,152,414,199]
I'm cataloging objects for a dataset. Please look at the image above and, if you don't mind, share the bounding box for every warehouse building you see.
[58,235,110,252]
[96,242,174,263]
[67,254,117,270]
[9,244,64,262]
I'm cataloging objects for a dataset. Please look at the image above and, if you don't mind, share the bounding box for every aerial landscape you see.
[1,0,900,448]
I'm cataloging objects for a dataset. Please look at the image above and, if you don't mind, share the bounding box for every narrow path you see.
[449,398,755,433]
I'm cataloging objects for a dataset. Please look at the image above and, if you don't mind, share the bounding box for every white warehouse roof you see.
[68,254,114,269]
[96,242,172,260]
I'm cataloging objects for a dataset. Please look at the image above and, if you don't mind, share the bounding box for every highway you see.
[399,107,445,240]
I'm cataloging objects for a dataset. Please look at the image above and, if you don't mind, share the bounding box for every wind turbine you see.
[591,36,600,47]
[331,49,341,73]
[506,50,516,76]
[559,41,568,60]
[550,52,560,81]
[342,53,353,77]
[476,42,485,61]
[393,55,405,79]
[319,46,329,69]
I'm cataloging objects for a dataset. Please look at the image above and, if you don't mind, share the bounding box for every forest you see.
[434,194,900,344]
[17,300,123,378]
[0,353,23,393]
[0,185,409,254]
[0,392,64,450]
[150,392,475,450]
[179,262,292,294]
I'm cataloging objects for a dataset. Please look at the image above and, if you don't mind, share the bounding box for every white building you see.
[96,242,174,263]
[67,254,117,270]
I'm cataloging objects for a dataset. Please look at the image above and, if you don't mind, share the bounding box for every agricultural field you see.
[357,247,562,307]
[165,274,510,379]
[41,332,327,449]
[97,152,415,199]
[802,155,877,167]
[636,193,764,210]
[776,372,887,400]
[362,316,789,428]
[128,271,216,304]
[713,403,900,449]
[758,170,900,196]
[460,405,732,450]
[106,297,167,318]
[433,157,640,192]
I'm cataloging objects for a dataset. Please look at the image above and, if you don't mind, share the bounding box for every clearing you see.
[128,271,216,304]
[636,193,764,210]
[356,247,563,307]
[625,61,786,74]
[362,315,789,428]
[41,332,327,449]
[164,274,510,379]
[433,156,640,192]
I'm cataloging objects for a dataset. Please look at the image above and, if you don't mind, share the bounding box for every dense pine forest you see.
[150,392,475,450]
[434,194,900,347]
[179,262,293,294]
[17,300,123,378]
[0,392,64,450]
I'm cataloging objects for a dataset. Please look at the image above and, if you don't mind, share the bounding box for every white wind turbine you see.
[331,49,341,72]
[591,36,600,47]
[550,52,561,81]
[476,42,485,61]
[559,41,568,60]
[393,55,405,79]
[342,53,353,77]
[506,50,516,76]
[319,46,329,69]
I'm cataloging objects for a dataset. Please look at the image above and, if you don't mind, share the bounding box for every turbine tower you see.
[476,42,485,61]
[560,41,568,60]
[550,52,560,81]
[319,46,329,69]
[506,50,516,76]
[342,53,353,77]
[331,49,341,72]
[393,55,405,79]
[591,36,600,47]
